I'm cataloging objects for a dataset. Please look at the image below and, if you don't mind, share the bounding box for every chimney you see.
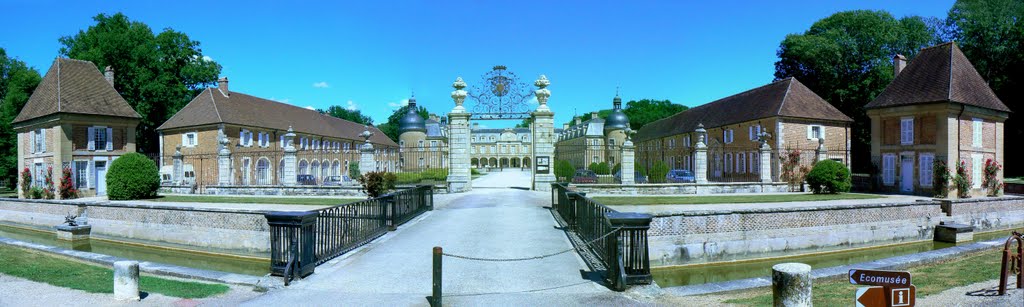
[218,77,229,96]
[563,123,569,130]
[574,116,581,125]
[104,66,114,86]
[893,55,907,77]
[591,112,598,119]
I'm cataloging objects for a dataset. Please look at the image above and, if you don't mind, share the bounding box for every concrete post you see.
[217,128,233,185]
[815,137,826,163]
[282,127,298,186]
[531,75,556,191]
[172,145,184,185]
[760,142,772,183]
[447,77,472,192]
[113,261,140,301]
[694,124,709,184]
[358,126,377,175]
[620,136,635,185]
[772,263,812,307]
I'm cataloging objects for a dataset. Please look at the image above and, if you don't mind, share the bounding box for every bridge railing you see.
[266,185,434,284]
[551,182,652,291]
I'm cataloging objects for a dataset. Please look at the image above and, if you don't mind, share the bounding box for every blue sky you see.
[2,0,954,127]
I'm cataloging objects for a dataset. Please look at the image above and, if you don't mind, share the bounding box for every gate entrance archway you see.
[446,66,556,192]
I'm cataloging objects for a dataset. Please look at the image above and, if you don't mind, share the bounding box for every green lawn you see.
[0,244,229,298]
[724,249,1005,306]
[593,193,883,206]
[1006,177,1024,184]
[151,195,363,206]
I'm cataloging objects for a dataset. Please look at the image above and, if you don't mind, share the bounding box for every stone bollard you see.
[114,261,140,301]
[772,263,812,307]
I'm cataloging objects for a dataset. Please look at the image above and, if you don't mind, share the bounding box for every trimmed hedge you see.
[588,162,610,175]
[648,161,669,183]
[806,160,851,194]
[395,169,448,184]
[106,153,160,200]
[554,160,575,182]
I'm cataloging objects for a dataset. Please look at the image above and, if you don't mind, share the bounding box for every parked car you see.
[572,170,598,184]
[297,174,317,185]
[613,170,648,184]
[666,169,695,183]
[322,176,345,186]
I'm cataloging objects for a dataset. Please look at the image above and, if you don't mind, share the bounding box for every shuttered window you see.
[972,118,983,147]
[919,154,934,187]
[883,154,896,186]
[900,118,914,145]
[972,154,983,188]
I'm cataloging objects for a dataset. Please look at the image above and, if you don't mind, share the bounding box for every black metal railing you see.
[265,185,434,282]
[550,183,652,291]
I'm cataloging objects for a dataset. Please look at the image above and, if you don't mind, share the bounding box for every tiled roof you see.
[866,42,1010,112]
[635,78,850,142]
[157,87,397,146]
[14,58,140,124]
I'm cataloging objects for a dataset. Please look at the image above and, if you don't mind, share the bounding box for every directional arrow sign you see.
[849,269,912,288]
[855,286,886,307]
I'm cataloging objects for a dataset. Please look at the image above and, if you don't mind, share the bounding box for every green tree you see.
[622,99,687,130]
[774,10,938,173]
[515,118,533,128]
[0,49,42,188]
[320,105,373,126]
[59,13,221,154]
[376,104,429,142]
[946,0,1024,176]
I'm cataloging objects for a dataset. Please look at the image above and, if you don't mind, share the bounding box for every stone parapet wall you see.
[0,199,269,257]
[204,185,367,197]
[647,196,1024,267]
[571,182,789,195]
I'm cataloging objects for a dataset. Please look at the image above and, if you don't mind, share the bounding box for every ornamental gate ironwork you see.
[466,65,535,121]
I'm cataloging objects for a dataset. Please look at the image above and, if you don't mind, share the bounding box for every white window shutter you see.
[87,127,95,151]
[87,160,95,189]
[106,127,113,151]
[29,131,36,154]
[181,134,187,146]
[41,129,46,152]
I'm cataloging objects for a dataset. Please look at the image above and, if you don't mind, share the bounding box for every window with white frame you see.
[609,139,615,146]
[670,156,676,168]
[240,129,253,147]
[900,118,914,145]
[749,125,762,140]
[74,161,88,189]
[751,152,759,173]
[279,135,285,148]
[919,154,934,187]
[684,135,691,147]
[882,154,896,186]
[723,129,734,144]
[807,125,823,140]
[88,126,111,151]
[972,118,983,147]
[183,132,198,147]
[668,139,675,149]
[33,129,46,153]
[737,153,746,173]
[724,153,732,173]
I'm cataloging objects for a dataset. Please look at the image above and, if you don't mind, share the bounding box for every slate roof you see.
[13,58,140,124]
[866,42,1010,112]
[635,77,851,142]
[157,87,396,146]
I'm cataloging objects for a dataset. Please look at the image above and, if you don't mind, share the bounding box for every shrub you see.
[983,159,1002,196]
[28,186,43,199]
[954,159,971,198]
[59,167,78,199]
[805,160,851,194]
[20,168,31,197]
[106,153,161,200]
[588,162,610,175]
[611,163,621,176]
[781,150,804,190]
[471,168,481,176]
[554,160,574,182]
[348,162,360,179]
[395,172,422,184]
[648,161,670,183]
[357,171,397,198]
[41,166,55,199]
[933,160,951,198]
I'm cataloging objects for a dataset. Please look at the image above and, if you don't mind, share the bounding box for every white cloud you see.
[345,100,358,111]
[527,97,539,105]
[202,55,214,62]
[387,98,410,110]
[304,106,315,110]
[312,81,330,88]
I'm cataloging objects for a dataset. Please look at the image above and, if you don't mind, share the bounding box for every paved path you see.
[245,180,640,305]
[472,169,533,189]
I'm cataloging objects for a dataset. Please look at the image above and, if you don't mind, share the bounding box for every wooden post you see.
[431,246,442,307]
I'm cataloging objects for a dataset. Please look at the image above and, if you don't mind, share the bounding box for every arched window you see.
[256,158,270,185]
[321,162,329,181]
[299,160,309,175]
[737,153,746,173]
[332,160,340,177]
[279,159,285,184]
[310,160,320,182]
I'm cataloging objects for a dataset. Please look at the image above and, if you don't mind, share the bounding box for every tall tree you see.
[59,13,221,154]
[0,48,42,188]
[622,99,687,130]
[774,10,938,173]
[320,105,373,126]
[946,0,1024,176]
[376,104,429,142]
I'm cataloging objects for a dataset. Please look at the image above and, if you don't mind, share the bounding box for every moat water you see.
[652,228,1018,288]
[0,224,269,276]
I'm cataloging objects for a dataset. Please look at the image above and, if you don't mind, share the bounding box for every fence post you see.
[760,142,772,183]
[565,192,585,229]
[217,128,233,185]
[605,211,653,290]
[815,138,827,163]
[172,145,184,185]
[359,127,377,175]
[694,124,709,184]
[431,246,443,307]
[282,127,298,186]
[620,139,636,185]
[265,211,318,280]
[385,193,398,231]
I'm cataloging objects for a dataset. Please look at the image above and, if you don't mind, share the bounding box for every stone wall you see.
[0,199,270,257]
[647,196,1024,267]
[571,182,789,195]
[204,185,368,197]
